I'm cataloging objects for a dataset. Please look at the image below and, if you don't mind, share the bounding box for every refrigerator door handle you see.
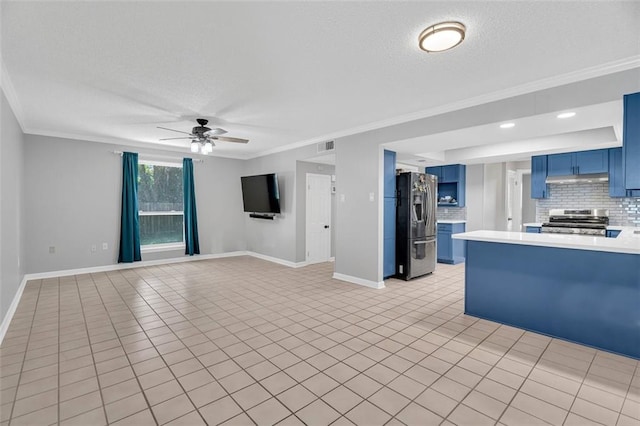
[426,181,433,234]
[414,239,436,245]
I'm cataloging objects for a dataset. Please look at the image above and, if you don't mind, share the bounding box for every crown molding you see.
[4,55,638,161]
[250,56,640,160]
[1,61,26,131]
[25,128,252,161]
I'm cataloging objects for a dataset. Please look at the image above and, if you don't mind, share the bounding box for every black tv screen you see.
[241,173,281,214]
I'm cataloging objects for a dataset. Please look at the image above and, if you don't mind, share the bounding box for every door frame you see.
[305,173,332,264]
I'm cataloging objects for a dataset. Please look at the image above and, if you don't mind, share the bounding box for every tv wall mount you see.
[249,213,276,220]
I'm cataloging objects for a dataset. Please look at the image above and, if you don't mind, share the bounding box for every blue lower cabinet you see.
[464,241,640,359]
[525,226,541,233]
[437,223,466,264]
[607,230,621,238]
[437,231,450,262]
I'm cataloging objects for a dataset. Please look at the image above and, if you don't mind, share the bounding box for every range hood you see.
[545,173,609,184]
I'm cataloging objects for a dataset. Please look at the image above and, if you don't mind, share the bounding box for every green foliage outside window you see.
[138,164,184,245]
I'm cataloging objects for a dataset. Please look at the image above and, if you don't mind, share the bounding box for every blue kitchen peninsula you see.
[453,230,640,359]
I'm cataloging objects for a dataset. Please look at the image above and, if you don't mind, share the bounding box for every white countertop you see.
[452,230,640,255]
[523,223,543,227]
[437,220,466,224]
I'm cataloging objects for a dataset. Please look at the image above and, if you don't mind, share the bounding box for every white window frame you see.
[138,159,185,252]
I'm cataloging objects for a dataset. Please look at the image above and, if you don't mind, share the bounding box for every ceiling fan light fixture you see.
[204,141,213,153]
[190,141,199,153]
[419,21,466,53]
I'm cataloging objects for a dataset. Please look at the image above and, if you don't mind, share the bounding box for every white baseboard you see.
[247,252,309,268]
[23,251,250,280]
[0,274,28,344]
[332,272,385,289]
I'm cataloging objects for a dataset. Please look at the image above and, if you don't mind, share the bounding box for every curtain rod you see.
[112,151,204,163]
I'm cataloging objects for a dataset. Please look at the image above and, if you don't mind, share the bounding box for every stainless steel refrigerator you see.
[396,171,437,280]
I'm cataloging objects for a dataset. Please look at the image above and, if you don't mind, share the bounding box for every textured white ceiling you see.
[2,1,640,158]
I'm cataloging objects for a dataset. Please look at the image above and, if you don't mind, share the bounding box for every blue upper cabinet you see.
[426,164,466,207]
[531,155,548,199]
[576,150,609,174]
[610,147,640,197]
[610,148,626,197]
[547,153,574,176]
[384,150,397,198]
[547,149,608,176]
[425,166,441,180]
[441,165,460,183]
[623,92,640,190]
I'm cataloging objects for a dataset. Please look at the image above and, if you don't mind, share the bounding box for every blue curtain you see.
[118,152,141,263]
[183,158,200,255]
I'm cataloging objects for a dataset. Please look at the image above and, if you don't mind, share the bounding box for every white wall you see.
[334,136,382,284]
[483,163,507,231]
[242,144,319,263]
[465,164,485,231]
[465,162,510,231]
[23,135,246,273]
[1,90,26,322]
[521,173,536,224]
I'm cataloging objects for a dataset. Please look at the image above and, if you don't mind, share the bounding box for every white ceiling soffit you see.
[384,100,623,166]
[2,1,640,159]
[445,127,619,165]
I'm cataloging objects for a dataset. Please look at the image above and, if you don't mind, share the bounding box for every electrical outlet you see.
[91,244,97,253]
[340,194,346,202]
[102,242,108,250]
[49,246,55,254]
[369,192,375,202]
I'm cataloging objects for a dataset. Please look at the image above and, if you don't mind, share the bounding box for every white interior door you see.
[306,173,332,263]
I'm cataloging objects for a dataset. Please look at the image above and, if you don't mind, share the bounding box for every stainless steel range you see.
[541,209,609,236]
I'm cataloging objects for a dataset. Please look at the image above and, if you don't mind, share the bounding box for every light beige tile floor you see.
[1,257,638,425]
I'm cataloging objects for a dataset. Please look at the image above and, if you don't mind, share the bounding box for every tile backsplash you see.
[437,206,467,221]
[536,182,639,226]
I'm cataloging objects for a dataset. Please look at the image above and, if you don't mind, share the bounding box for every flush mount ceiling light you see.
[500,122,516,129]
[557,112,576,119]
[418,21,466,52]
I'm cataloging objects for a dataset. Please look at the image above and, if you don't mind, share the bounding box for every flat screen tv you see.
[241,173,281,214]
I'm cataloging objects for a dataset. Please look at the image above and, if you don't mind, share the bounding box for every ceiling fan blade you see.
[159,137,195,141]
[157,126,194,136]
[211,136,249,144]
[204,127,228,136]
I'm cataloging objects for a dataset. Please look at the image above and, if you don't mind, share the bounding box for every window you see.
[138,161,183,247]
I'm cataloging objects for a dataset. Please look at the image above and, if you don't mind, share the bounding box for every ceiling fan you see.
[158,118,249,154]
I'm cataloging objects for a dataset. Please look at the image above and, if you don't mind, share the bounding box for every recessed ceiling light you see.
[557,112,576,119]
[500,123,515,129]
[418,21,466,53]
